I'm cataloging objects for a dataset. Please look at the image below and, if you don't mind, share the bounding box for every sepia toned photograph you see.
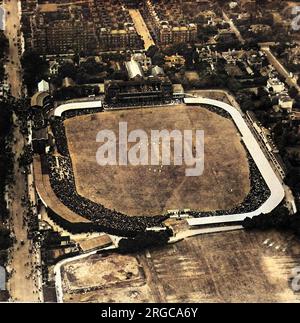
[0,0,300,307]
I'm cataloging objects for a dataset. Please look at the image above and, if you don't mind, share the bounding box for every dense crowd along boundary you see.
[33,97,285,235]
[184,97,285,226]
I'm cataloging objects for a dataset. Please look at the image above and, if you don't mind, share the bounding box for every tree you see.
[118,230,172,253]
[241,99,254,112]
[80,57,104,75]
[21,49,49,94]
[288,87,298,99]
[243,205,300,238]
[0,31,8,59]
[227,78,242,93]
[0,228,12,250]
[58,62,77,79]
[152,52,165,66]
[146,45,159,58]
[0,99,13,223]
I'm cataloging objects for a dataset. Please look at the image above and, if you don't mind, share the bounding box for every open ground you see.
[61,229,300,303]
[64,104,250,217]
[61,254,143,292]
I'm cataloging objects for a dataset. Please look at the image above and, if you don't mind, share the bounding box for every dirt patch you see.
[65,104,250,216]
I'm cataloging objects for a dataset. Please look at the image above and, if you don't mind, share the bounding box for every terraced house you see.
[21,0,144,55]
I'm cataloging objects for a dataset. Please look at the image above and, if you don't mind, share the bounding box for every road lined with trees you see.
[3,0,41,302]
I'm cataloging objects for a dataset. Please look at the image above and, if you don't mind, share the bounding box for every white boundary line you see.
[54,245,116,303]
[52,97,285,302]
[54,101,102,117]
[184,97,285,226]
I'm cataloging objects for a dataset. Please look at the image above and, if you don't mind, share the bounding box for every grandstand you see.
[32,96,285,236]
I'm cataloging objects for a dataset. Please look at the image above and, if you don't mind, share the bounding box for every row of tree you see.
[0,100,13,275]
[118,229,172,253]
[0,100,14,231]
[0,31,8,83]
[21,49,49,96]
[243,206,300,237]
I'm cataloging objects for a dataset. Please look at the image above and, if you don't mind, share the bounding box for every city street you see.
[4,0,23,98]
[129,9,155,50]
[222,11,299,94]
[3,0,42,302]
[6,117,40,302]
[261,45,300,94]
[222,11,245,45]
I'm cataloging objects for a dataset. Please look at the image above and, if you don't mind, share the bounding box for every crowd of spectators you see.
[43,105,271,234]
[190,156,271,218]
[189,104,271,218]
[49,118,69,156]
[21,187,39,241]
[32,110,46,130]
[46,143,167,236]
[201,104,232,119]
[61,107,103,120]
